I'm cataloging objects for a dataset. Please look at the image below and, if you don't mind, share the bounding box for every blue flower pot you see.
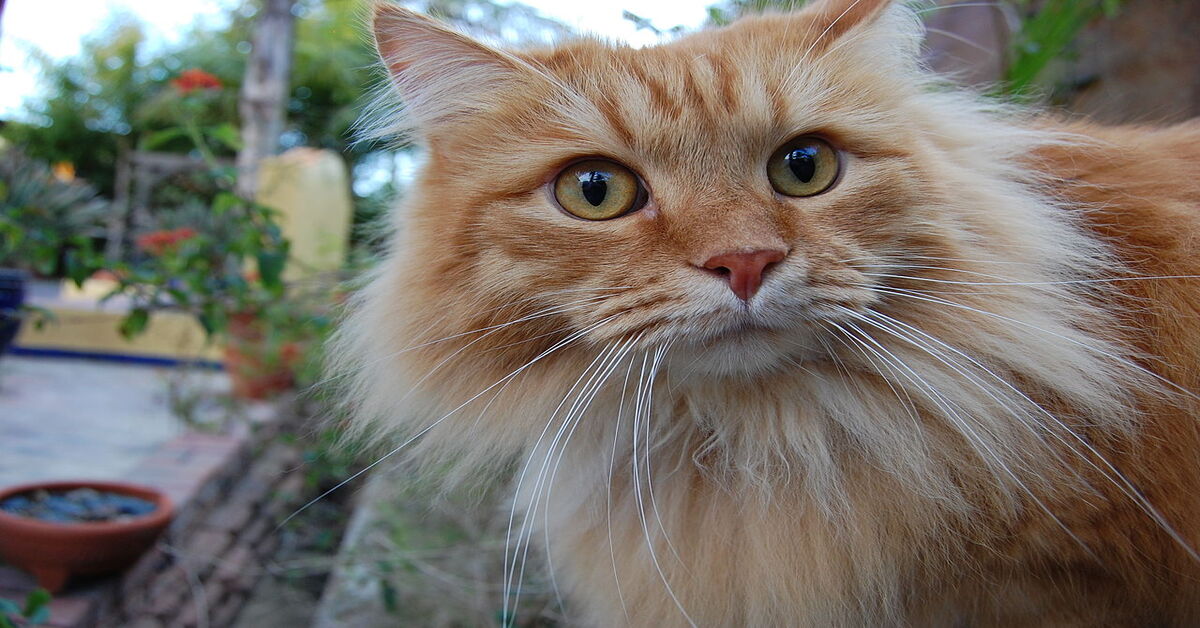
[0,269,28,355]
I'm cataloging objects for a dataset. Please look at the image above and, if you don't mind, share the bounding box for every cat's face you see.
[350,0,1139,519]
[370,0,973,378]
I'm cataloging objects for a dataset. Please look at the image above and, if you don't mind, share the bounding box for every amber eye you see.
[554,159,645,220]
[767,136,839,197]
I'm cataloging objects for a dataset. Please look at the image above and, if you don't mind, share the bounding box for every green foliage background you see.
[3,1,376,198]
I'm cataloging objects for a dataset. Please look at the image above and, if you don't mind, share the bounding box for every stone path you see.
[0,355,226,488]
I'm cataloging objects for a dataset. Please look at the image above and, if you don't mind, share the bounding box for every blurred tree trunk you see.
[237,0,296,199]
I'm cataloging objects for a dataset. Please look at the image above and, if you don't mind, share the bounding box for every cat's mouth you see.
[661,304,849,377]
[672,324,830,377]
[593,282,877,376]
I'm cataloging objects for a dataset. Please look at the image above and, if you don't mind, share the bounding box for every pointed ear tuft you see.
[799,0,895,51]
[371,4,528,136]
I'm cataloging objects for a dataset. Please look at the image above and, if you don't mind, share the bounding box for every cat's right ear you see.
[372,4,529,136]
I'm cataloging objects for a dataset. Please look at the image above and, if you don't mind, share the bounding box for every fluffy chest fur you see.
[338,0,1200,625]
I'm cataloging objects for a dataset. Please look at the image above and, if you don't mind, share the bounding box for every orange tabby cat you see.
[337,0,1200,624]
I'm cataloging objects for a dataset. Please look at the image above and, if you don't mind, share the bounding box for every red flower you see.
[136,227,198,255]
[171,69,222,94]
[279,341,302,364]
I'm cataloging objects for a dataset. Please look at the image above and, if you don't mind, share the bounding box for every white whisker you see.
[856,307,1200,560]
[872,286,1200,402]
[631,345,696,628]
[863,272,1200,288]
[284,315,616,529]
[539,335,643,619]
[503,338,621,622]
[608,348,638,623]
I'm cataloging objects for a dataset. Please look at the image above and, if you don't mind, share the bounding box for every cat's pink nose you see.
[700,249,786,301]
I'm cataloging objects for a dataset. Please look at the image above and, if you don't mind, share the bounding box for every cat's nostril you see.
[699,248,787,301]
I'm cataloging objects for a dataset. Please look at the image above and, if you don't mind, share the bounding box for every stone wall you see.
[101,439,305,628]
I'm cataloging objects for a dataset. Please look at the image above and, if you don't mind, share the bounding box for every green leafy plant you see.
[703,0,809,26]
[103,65,292,340]
[139,68,243,166]
[107,191,290,339]
[1004,0,1123,96]
[0,589,51,628]
[0,149,106,282]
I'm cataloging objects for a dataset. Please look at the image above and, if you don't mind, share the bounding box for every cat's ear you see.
[798,0,895,50]
[371,4,530,136]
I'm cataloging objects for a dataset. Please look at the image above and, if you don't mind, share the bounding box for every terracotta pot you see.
[223,342,296,400]
[0,481,173,593]
[222,311,299,400]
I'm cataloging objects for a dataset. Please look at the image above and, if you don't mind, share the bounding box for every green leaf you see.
[119,308,150,339]
[62,248,95,286]
[32,243,57,275]
[256,250,287,292]
[167,287,191,306]
[206,123,243,151]
[21,304,56,330]
[379,578,399,614]
[1001,0,1121,96]
[198,303,227,337]
[140,127,188,150]
[0,223,24,259]
[22,589,50,623]
[212,192,240,216]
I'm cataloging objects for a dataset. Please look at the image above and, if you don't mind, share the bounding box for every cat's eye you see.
[553,159,646,220]
[767,136,840,197]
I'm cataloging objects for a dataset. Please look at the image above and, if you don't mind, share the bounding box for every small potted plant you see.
[222,304,306,399]
[0,149,107,356]
[0,481,173,592]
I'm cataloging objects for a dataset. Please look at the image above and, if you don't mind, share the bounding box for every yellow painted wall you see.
[256,148,353,280]
[14,280,221,362]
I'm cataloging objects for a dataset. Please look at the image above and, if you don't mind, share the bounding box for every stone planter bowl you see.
[0,480,173,592]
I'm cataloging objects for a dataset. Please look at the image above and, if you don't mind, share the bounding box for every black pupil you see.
[786,147,817,183]
[578,171,610,206]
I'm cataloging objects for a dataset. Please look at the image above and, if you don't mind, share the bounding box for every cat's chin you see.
[670,326,826,379]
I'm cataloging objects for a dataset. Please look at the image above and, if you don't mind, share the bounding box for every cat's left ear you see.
[797,0,895,50]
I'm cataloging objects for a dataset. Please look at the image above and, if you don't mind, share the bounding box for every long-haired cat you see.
[336,0,1200,624]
